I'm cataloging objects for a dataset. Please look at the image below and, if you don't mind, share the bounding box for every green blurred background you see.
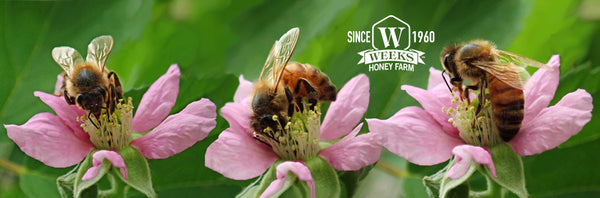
[0,0,599,197]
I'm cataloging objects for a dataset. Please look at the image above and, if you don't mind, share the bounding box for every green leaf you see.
[74,152,109,198]
[487,142,528,198]
[507,0,597,72]
[305,157,340,198]
[116,146,156,198]
[19,172,61,198]
[523,138,600,197]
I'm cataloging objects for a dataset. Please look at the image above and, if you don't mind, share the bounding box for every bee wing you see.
[52,47,84,76]
[495,49,553,70]
[260,28,299,89]
[86,35,114,70]
[472,61,529,90]
[259,43,277,81]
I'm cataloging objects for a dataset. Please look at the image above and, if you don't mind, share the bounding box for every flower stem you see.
[375,161,408,178]
[0,158,26,175]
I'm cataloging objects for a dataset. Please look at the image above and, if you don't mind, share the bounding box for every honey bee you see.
[440,40,551,141]
[250,27,337,140]
[52,35,123,127]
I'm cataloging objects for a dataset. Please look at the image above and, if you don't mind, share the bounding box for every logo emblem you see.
[347,15,434,72]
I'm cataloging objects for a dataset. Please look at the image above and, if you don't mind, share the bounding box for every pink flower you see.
[205,74,381,196]
[367,55,593,179]
[4,64,217,181]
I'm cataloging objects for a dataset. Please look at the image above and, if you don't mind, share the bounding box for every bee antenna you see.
[441,70,453,94]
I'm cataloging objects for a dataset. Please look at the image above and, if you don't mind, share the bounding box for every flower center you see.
[445,93,501,147]
[80,98,133,150]
[253,103,321,161]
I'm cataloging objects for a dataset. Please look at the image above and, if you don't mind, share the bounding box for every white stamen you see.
[81,98,133,150]
[255,102,321,161]
[446,94,501,147]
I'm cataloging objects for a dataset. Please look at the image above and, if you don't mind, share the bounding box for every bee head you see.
[440,45,459,78]
[77,87,106,113]
[252,90,272,114]
[252,80,290,112]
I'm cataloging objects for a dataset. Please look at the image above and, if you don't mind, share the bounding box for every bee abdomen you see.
[488,77,524,142]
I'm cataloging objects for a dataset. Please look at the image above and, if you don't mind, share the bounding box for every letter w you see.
[378,27,404,48]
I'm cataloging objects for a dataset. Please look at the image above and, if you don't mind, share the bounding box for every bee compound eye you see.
[76,93,86,105]
[443,54,453,73]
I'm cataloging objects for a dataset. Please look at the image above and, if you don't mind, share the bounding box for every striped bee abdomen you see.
[487,75,524,142]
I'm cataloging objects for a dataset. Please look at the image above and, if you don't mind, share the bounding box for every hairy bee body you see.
[441,40,544,142]
[281,62,337,105]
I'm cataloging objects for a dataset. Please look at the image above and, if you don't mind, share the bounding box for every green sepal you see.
[423,158,474,198]
[485,142,528,198]
[279,179,311,198]
[305,157,340,198]
[73,150,108,198]
[57,163,79,198]
[115,146,156,198]
[99,170,130,198]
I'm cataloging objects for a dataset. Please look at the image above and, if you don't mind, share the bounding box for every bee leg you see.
[296,78,318,110]
[284,87,296,116]
[107,71,123,100]
[108,84,117,114]
[464,83,480,105]
[474,79,488,117]
[63,90,76,105]
[450,77,464,101]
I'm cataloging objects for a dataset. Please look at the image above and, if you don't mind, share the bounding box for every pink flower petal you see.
[54,74,64,95]
[260,161,315,198]
[401,85,459,138]
[367,106,463,165]
[510,89,593,156]
[81,166,102,181]
[5,113,94,168]
[82,150,128,181]
[428,67,450,92]
[132,64,180,132]
[131,99,217,159]
[34,91,89,142]
[319,123,381,171]
[321,74,369,141]
[205,128,279,180]
[220,101,253,135]
[446,145,496,179]
[234,75,255,103]
[523,55,561,124]
[426,68,459,103]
